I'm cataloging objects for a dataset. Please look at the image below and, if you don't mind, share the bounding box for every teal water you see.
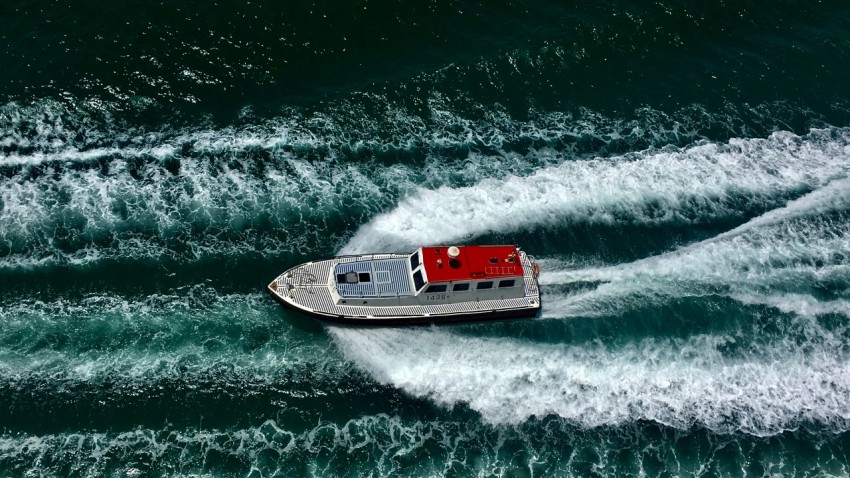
[2,1,850,476]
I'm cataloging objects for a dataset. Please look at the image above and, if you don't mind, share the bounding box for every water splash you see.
[342,128,850,253]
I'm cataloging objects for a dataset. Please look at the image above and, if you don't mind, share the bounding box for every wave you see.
[341,128,850,253]
[0,290,368,433]
[0,98,730,168]
[330,319,850,434]
[0,290,341,372]
[0,289,351,412]
[0,152,391,268]
[2,96,847,271]
[2,414,844,478]
[0,416,439,477]
[0,343,369,435]
[0,96,591,269]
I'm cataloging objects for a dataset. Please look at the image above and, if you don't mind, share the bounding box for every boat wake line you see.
[538,175,850,319]
[341,128,850,254]
[2,127,848,271]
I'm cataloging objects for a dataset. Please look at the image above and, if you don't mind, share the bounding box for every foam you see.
[0,344,344,385]
[731,293,850,318]
[3,97,847,268]
[329,323,850,434]
[0,98,717,169]
[0,291,344,382]
[341,128,850,253]
[0,413,843,477]
[0,415,471,477]
[0,152,399,267]
[4,104,585,268]
[538,177,850,317]
[331,173,850,433]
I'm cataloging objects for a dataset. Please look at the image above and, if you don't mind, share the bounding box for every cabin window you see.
[358,272,371,282]
[410,252,420,270]
[413,270,425,291]
[477,281,493,290]
[499,279,515,288]
[453,283,470,291]
[425,284,447,293]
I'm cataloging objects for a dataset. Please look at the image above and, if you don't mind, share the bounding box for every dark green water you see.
[2,1,850,476]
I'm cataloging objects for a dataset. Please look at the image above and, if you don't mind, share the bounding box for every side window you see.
[498,279,515,288]
[413,270,425,291]
[453,283,470,292]
[477,281,493,290]
[425,284,447,293]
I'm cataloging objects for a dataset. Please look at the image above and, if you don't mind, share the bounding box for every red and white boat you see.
[267,245,541,325]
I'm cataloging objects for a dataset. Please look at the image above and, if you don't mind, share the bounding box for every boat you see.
[267,245,541,325]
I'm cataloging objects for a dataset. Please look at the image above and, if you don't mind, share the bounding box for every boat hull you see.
[267,247,542,326]
[266,283,541,325]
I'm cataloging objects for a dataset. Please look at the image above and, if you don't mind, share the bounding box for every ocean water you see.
[2,0,850,476]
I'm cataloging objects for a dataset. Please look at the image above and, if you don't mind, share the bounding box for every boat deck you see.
[335,256,413,298]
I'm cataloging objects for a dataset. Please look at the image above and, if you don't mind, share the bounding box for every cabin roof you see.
[420,245,524,283]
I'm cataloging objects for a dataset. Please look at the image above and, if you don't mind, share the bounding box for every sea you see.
[1,1,850,476]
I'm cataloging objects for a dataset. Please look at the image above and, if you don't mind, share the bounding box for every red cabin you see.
[420,245,524,282]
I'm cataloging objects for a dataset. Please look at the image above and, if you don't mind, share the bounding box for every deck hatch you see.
[334,261,376,297]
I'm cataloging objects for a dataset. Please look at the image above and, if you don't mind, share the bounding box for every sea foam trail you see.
[0,290,330,365]
[341,128,850,253]
[0,154,402,268]
[0,415,844,478]
[2,119,847,269]
[0,106,581,268]
[0,291,354,429]
[0,98,746,168]
[0,416,467,477]
[329,324,850,433]
[331,176,850,432]
[0,290,349,400]
[539,177,850,318]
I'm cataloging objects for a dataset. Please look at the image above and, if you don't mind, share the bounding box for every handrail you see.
[335,252,409,263]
